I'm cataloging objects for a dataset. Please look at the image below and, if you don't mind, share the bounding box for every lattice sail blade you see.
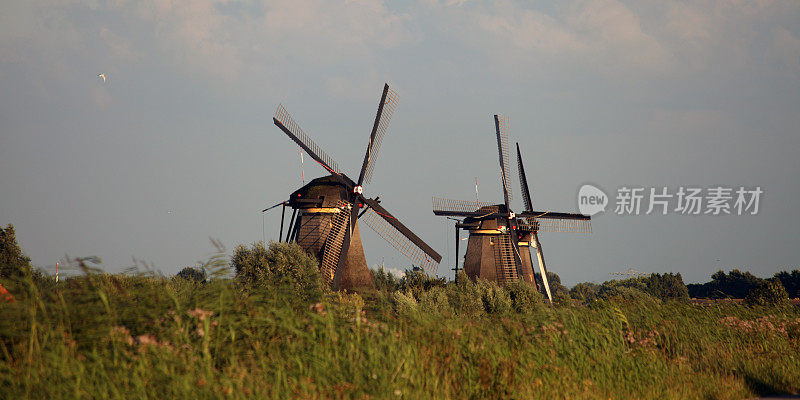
[361,207,440,273]
[518,218,592,233]
[274,104,341,175]
[432,197,496,214]
[494,115,513,209]
[516,143,534,212]
[359,84,399,186]
[320,201,351,285]
[494,234,519,284]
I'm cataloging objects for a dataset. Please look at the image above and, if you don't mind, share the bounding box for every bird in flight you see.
[97,73,106,83]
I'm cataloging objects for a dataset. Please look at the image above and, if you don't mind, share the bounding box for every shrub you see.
[418,285,452,315]
[392,290,419,315]
[599,286,660,306]
[328,292,366,320]
[475,279,512,315]
[399,267,446,300]
[175,266,206,283]
[744,279,788,307]
[506,280,544,312]
[231,241,324,301]
[445,273,483,315]
[600,277,648,295]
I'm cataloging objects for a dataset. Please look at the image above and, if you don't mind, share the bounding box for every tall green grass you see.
[1,250,799,399]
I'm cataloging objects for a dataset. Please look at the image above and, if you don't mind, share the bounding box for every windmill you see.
[432,115,591,302]
[269,83,442,291]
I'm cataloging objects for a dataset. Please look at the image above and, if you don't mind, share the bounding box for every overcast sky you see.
[1,0,798,285]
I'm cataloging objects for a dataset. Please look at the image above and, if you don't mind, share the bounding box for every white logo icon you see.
[578,184,608,216]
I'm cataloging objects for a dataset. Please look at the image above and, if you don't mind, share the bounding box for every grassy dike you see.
[1,260,799,399]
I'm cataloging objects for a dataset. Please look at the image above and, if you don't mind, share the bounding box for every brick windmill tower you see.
[270,84,442,291]
[432,115,591,301]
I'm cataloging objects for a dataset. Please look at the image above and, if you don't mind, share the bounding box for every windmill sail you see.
[362,199,442,273]
[516,143,534,212]
[432,197,497,215]
[518,218,592,233]
[359,84,399,186]
[274,104,341,175]
[494,115,513,209]
[431,115,591,304]
[274,83,442,291]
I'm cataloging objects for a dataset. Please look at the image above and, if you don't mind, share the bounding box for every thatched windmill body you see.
[433,115,591,301]
[269,84,442,291]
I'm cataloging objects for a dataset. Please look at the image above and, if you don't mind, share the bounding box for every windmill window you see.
[489,237,494,245]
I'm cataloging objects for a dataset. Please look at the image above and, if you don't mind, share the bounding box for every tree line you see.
[2,223,798,307]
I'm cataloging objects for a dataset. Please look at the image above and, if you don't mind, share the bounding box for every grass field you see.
[1,251,799,399]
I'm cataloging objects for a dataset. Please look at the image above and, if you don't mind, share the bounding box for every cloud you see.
[99,28,141,63]
[0,0,417,94]
[658,1,800,75]
[769,28,800,71]
[565,0,671,69]
[428,0,800,81]
[2,0,797,96]
[663,2,710,44]
[434,0,673,78]
[387,268,405,278]
[118,0,415,82]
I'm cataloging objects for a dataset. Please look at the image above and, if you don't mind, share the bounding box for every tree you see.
[534,271,569,298]
[597,277,648,304]
[0,224,32,279]
[744,279,788,307]
[597,273,688,301]
[644,273,689,300]
[370,267,400,293]
[687,269,763,299]
[570,282,601,301]
[774,269,800,298]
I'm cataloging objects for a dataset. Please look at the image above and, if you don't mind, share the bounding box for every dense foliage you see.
[231,241,324,301]
[0,224,32,279]
[1,232,799,399]
[174,266,207,283]
[745,279,790,307]
[598,273,689,301]
[688,269,765,299]
[570,282,601,301]
[687,268,799,301]
[533,271,570,299]
[774,270,800,298]
[1,261,798,399]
